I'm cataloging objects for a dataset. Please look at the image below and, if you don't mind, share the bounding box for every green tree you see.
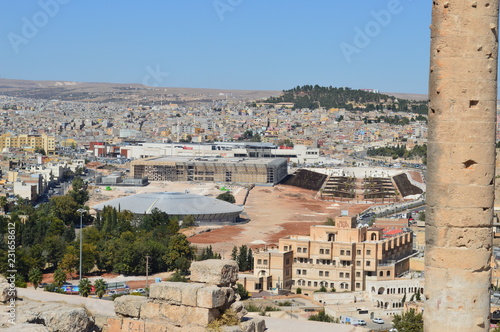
[94,278,107,299]
[315,286,327,293]
[296,287,302,294]
[181,215,196,228]
[163,234,195,272]
[324,218,335,226]
[53,268,66,288]
[28,268,43,289]
[60,245,79,279]
[235,283,249,300]
[78,278,92,297]
[216,192,236,203]
[392,308,423,332]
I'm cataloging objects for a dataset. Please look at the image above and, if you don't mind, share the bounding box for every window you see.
[257,259,262,264]
[297,269,301,275]
[302,270,307,275]
[308,281,311,286]
[340,250,345,255]
[356,283,361,288]
[357,250,361,255]
[325,249,330,254]
[297,248,302,253]
[346,250,351,255]
[325,271,330,277]
[366,249,371,255]
[319,249,324,254]
[330,283,334,288]
[319,271,324,277]
[263,260,268,265]
[387,271,391,276]
[356,272,361,277]
[366,261,371,266]
[340,272,344,278]
[303,248,308,253]
[314,282,318,287]
[286,259,290,265]
[356,261,361,266]
[284,246,288,251]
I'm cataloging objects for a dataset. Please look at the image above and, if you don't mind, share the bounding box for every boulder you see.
[190,260,239,286]
[229,301,247,320]
[0,278,16,303]
[40,306,94,332]
[114,295,149,318]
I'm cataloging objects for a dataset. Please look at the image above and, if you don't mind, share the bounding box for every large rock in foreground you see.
[190,259,239,286]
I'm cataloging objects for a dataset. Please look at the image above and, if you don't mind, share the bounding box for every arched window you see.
[371,233,377,241]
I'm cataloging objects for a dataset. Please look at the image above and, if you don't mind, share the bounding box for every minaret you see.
[425,1,499,331]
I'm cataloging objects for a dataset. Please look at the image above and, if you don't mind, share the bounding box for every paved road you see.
[17,287,116,317]
[263,317,369,332]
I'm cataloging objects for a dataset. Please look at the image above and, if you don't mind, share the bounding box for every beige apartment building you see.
[0,133,55,154]
[242,215,414,296]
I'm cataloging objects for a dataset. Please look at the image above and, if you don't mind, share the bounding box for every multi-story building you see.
[130,156,288,185]
[0,133,55,154]
[244,215,414,296]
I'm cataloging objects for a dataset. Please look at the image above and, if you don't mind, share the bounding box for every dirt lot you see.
[87,181,379,256]
[188,184,378,254]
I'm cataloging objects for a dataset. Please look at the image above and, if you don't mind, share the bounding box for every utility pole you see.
[76,208,86,281]
[145,255,151,295]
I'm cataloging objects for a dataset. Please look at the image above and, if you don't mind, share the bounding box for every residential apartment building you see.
[244,215,414,296]
[0,133,55,154]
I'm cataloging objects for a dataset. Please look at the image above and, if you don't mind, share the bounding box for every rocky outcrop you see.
[0,277,16,304]
[108,259,265,332]
[1,301,96,332]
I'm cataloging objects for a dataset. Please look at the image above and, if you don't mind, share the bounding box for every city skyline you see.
[1,1,431,94]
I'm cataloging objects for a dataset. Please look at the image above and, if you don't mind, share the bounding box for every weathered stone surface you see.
[241,319,256,332]
[253,317,266,332]
[149,282,204,306]
[222,326,243,332]
[149,282,182,303]
[139,301,161,320]
[120,318,146,332]
[94,314,113,331]
[197,286,227,309]
[0,278,16,303]
[107,317,123,332]
[40,306,94,332]
[114,295,149,318]
[229,301,247,320]
[158,303,220,326]
[190,260,239,286]
[2,323,49,331]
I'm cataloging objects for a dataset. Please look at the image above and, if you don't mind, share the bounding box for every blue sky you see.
[0,0,431,93]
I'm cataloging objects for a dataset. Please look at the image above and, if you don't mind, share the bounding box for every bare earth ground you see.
[188,184,379,254]
[85,180,380,265]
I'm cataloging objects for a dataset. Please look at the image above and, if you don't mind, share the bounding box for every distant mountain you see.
[260,85,428,113]
[0,78,281,104]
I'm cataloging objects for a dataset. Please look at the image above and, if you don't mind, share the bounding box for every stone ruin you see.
[0,260,265,332]
[108,259,265,332]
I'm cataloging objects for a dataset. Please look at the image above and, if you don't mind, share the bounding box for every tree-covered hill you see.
[260,85,428,113]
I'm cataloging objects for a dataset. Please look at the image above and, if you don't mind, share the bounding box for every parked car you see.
[373,317,385,324]
[357,319,366,326]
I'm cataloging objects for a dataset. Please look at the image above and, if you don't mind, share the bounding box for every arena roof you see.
[92,192,244,216]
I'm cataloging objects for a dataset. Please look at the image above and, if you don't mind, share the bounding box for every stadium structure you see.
[92,192,244,225]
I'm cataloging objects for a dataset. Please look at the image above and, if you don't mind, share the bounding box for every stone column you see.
[425,1,499,331]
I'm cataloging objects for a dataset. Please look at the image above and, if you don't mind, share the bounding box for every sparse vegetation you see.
[206,308,241,332]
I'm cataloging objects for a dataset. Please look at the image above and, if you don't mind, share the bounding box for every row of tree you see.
[367,144,427,162]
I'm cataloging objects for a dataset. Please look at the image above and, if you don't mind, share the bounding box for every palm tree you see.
[94,278,107,299]
[53,268,66,288]
[79,278,92,297]
[28,268,43,289]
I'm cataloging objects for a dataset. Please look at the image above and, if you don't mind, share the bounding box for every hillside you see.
[0,78,281,104]
[260,85,428,113]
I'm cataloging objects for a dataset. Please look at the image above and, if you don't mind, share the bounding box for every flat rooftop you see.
[133,156,287,165]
